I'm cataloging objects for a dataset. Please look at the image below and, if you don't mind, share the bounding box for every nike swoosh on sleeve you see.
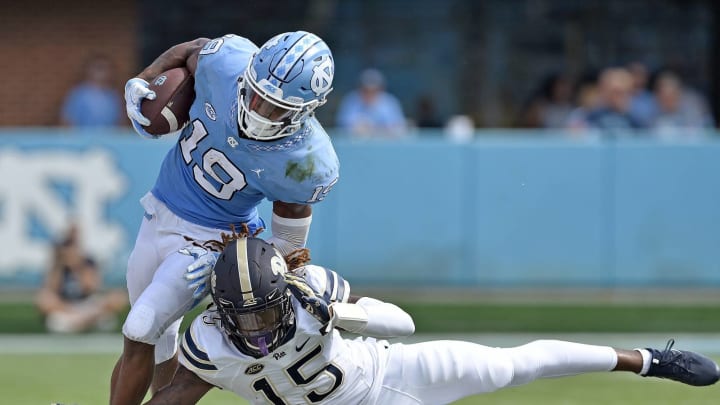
[295,337,311,352]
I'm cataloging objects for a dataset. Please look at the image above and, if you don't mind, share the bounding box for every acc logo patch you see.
[245,363,264,375]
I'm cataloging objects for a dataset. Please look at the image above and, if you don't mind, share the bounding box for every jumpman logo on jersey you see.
[251,168,264,178]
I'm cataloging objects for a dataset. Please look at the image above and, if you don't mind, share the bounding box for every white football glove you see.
[179,246,220,300]
[284,272,331,333]
[124,78,158,139]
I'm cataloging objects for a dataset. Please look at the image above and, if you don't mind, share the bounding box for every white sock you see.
[636,348,652,375]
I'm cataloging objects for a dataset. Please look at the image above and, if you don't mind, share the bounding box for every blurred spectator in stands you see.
[444,114,475,142]
[60,54,123,127]
[35,223,127,333]
[336,68,407,137]
[415,95,443,129]
[565,72,601,131]
[520,72,574,128]
[651,70,714,137]
[571,67,643,132]
[627,61,658,127]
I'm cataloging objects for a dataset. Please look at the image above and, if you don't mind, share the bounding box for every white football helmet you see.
[238,31,335,140]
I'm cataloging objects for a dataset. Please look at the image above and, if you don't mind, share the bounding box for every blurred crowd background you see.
[1,0,720,302]
[2,9,720,405]
[2,0,719,137]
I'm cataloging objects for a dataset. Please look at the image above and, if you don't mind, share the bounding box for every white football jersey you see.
[179,265,390,404]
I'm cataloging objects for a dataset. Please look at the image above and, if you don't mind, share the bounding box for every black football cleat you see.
[642,339,720,386]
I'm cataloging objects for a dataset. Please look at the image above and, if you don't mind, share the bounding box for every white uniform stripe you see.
[330,271,339,301]
[182,330,214,367]
[339,279,350,303]
[235,238,254,302]
[160,107,179,131]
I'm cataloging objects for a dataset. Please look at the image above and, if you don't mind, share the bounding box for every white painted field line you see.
[0,333,122,354]
[1,333,719,355]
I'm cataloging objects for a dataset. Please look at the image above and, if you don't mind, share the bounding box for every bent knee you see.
[122,304,161,344]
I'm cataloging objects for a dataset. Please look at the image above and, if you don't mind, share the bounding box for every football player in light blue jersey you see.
[145,234,719,405]
[112,31,339,405]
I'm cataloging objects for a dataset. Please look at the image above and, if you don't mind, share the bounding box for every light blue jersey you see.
[152,35,339,230]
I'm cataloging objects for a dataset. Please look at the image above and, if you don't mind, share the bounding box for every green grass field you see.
[2,352,718,404]
[4,299,720,334]
[3,300,720,404]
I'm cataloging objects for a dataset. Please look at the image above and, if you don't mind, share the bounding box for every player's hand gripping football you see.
[124,78,158,139]
[179,245,220,300]
[284,273,332,333]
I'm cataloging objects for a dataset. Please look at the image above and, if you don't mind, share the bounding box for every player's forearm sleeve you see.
[332,297,415,338]
[266,213,312,257]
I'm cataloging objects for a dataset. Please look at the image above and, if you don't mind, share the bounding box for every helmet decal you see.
[271,254,287,276]
[311,56,334,96]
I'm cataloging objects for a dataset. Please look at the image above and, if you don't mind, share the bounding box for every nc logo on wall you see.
[0,148,127,277]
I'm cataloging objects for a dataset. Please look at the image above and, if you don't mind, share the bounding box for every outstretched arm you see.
[331,295,415,338]
[286,265,415,338]
[144,364,213,405]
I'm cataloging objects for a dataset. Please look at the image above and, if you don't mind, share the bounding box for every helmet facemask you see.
[237,71,324,140]
[216,291,295,358]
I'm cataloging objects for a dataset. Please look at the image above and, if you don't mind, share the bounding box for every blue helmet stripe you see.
[271,33,322,82]
[283,40,323,84]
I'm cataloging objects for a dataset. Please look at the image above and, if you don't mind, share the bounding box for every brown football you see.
[141,67,195,136]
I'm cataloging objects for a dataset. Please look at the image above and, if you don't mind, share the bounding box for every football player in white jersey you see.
[112,31,339,405]
[145,234,720,405]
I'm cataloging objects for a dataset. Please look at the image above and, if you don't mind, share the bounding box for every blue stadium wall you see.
[1,129,719,288]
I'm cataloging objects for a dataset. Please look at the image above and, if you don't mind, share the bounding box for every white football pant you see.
[376,339,617,404]
[123,192,228,363]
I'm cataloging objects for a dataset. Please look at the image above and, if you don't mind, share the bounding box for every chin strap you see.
[257,336,269,356]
